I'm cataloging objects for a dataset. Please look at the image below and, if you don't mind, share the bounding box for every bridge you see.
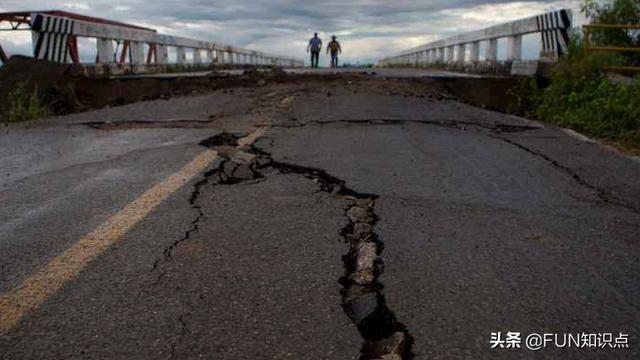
[0,7,639,360]
[0,10,303,75]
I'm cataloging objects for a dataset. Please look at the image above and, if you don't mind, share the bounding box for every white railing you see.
[0,11,304,69]
[379,9,572,68]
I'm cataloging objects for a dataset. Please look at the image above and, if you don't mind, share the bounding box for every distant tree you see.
[581,0,640,48]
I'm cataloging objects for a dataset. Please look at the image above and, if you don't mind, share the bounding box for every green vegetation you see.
[512,0,640,151]
[582,0,640,46]
[3,83,51,123]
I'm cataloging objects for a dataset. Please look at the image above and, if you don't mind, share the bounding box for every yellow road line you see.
[0,128,266,335]
[237,126,267,147]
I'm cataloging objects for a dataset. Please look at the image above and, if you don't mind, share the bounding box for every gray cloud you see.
[0,1,581,64]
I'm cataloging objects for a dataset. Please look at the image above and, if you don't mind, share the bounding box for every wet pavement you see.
[1,73,639,359]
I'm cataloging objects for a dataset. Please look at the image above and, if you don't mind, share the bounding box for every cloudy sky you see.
[0,0,584,65]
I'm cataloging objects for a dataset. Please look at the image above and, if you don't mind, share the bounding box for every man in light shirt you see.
[307,33,322,68]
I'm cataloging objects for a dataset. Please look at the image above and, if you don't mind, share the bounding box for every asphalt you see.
[1,71,639,359]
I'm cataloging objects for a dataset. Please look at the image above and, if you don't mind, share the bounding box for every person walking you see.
[307,33,323,68]
[327,35,342,68]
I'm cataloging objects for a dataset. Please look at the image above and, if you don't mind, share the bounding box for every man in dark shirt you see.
[327,35,342,68]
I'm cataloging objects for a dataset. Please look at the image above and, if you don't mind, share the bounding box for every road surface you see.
[1,71,639,359]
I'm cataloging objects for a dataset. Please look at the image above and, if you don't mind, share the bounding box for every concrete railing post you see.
[97,39,114,63]
[454,44,465,63]
[485,39,498,62]
[176,47,186,64]
[130,41,145,65]
[470,41,480,62]
[446,46,455,63]
[507,35,522,61]
[157,45,168,64]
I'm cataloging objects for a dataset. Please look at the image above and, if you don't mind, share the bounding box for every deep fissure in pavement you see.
[152,132,264,276]
[152,131,266,356]
[251,145,414,359]
[258,153,414,359]
[158,131,414,359]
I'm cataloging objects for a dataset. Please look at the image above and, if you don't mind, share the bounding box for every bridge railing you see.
[584,23,640,73]
[0,11,304,71]
[378,9,572,72]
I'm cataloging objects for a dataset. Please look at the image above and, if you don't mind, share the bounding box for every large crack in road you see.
[257,149,414,359]
[152,129,414,359]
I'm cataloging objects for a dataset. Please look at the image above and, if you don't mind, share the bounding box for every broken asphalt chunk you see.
[347,206,374,224]
[344,291,378,325]
[353,223,374,240]
[364,332,407,359]
[351,242,377,285]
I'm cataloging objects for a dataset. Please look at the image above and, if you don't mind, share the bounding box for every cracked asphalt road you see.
[1,72,639,359]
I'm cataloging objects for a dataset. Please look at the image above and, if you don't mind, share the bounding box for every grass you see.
[510,40,640,152]
[2,82,51,123]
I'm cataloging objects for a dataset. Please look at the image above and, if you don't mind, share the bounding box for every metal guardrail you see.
[379,9,572,68]
[584,23,640,72]
[0,10,304,69]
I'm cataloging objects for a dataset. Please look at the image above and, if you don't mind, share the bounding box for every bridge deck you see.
[1,73,639,358]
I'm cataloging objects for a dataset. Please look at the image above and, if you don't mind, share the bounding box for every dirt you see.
[432,76,525,113]
[0,56,84,116]
[0,56,529,123]
[0,57,358,121]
